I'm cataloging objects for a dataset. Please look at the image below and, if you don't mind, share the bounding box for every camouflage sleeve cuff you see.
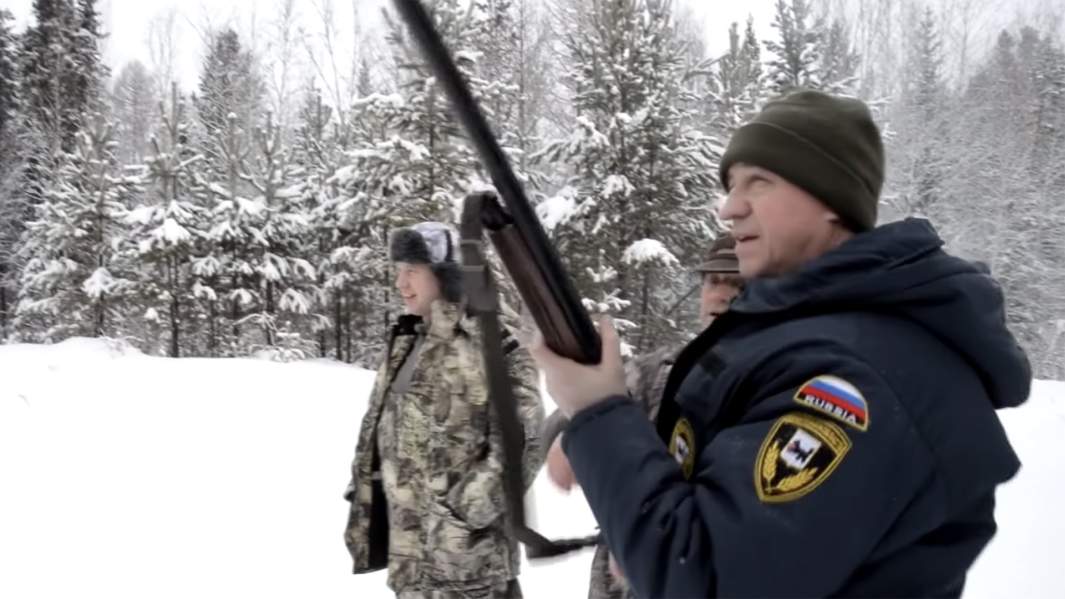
[539,408,570,457]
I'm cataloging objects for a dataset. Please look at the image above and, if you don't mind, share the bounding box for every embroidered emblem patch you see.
[669,417,696,479]
[755,412,851,503]
[794,375,869,431]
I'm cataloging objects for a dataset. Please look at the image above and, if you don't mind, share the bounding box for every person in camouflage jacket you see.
[344,222,544,599]
[542,234,744,599]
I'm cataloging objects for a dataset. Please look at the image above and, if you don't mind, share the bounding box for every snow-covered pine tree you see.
[949,28,1062,378]
[709,17,768,137]
[236,111,320,360]
[890,6,950,220]
[72,0,108,115]
[816,17,860,95]
[111,60,158,165]
[537,0,724,353]
[198,112,255,356]
[14,113,141,342]
[376,0,481,221]
[194,28,264,173]
[262,0,302,139]
[764,0,822,95]
[1023,30,1065,182]
[766,0,860,97]
[16,0,106,152]
[293,88,338,358]
[493,0,556,175]
[20,0,77,154]
[296,86,374,363]
[13,8,54,261]
[741,17,765,100]
[0,10,16,149]
[670,3,713,126]
[0,8,21,339]
[467,0,524,162]
[129,84,207,357]
[194,104,319,360]
[12,0,108,333]
[328,89,420,363]
[310,50,388,362]
[12,1,68,337]
[10,0,112,343]
[1018,29,1065,378]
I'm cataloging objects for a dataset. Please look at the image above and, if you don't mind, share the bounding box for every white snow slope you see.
[1,338,1061,598]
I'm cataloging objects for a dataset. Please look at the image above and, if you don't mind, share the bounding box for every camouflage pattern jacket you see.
[344,301,544,593]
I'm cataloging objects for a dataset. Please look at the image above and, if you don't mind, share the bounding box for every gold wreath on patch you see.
[754,412,851,502]
[669,417,696,479]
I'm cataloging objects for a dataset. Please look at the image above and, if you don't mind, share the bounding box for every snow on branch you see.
[622,239,679,267]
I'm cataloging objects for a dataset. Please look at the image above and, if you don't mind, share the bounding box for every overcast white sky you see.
[2,0,1060,96]
[0,0,777,93]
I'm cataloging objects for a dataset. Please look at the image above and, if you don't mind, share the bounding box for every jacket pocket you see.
[423,500,508,584]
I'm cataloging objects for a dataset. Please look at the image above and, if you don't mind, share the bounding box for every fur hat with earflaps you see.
[389,221,463,303]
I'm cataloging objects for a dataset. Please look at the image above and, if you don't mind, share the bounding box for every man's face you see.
[700,273,742,327]
[720,163,852,278]
[394,262,441,318]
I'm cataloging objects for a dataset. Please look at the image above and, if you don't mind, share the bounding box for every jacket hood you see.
[731,218,1031,409]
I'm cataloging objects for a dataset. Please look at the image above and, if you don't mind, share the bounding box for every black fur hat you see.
[389,222,463,303]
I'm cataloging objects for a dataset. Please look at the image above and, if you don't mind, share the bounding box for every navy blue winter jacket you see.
[562,218,1030,598]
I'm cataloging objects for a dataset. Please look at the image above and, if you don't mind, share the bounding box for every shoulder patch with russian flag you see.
[794,375,869,432]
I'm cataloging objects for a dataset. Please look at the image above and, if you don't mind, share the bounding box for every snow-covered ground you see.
[0,338,1061,598]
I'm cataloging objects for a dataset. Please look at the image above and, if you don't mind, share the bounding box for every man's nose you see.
[719,191,746,221]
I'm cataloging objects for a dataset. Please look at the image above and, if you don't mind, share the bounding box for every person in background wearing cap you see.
[693,235,744,330]
[528,90,1030,598]
[541,234,745,599]
[343,222,544,599]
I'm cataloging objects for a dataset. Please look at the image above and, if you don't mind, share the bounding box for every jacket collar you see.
[394,301,473,342]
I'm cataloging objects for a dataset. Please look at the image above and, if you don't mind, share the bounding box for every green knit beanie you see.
[718,90,885,232]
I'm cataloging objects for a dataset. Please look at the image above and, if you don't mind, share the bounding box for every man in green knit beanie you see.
[716,89,885,276]
[527,88,1029,598]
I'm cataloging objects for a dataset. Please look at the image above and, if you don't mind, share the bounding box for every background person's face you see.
[720,163,848,278]
[700,274,742,327]
[394,262,441,318]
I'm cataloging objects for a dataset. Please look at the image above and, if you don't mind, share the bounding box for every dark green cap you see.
[718,90,884,232]
[695,234,739,274]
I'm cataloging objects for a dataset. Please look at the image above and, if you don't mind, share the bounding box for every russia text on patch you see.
[794,375,869,431]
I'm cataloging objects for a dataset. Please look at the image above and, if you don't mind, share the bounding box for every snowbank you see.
[0,339,1060,598]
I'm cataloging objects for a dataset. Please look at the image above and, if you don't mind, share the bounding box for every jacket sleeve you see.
[446,328,544,528]
[505,333,547,488]
[562,342,938,599]
[540,407,569,461]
